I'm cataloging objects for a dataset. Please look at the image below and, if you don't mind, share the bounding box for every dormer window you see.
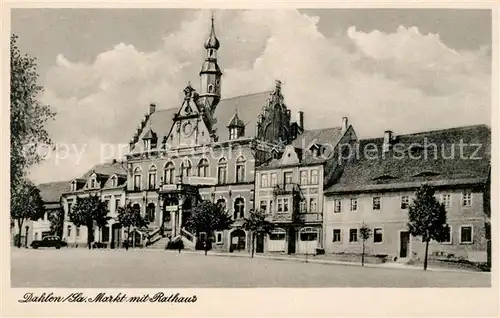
[144,139,151,151]
[309,143,322,158]
[228,112,245,140]
[70,181,77,192]
[90,178,96,189]
[110,176,117,188]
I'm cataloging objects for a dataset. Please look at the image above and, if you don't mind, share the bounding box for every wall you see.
[323,187,488,260]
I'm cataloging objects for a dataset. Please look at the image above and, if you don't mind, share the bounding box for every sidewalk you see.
[159,249,489,274]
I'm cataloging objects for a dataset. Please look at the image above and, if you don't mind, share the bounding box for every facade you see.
[254,119,357,254]
[61,161,128,248]
[323,125,491,262]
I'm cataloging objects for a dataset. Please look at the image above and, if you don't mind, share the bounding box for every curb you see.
[160,249,489,274]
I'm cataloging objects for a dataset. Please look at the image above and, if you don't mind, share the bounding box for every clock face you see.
[182,122,193,136]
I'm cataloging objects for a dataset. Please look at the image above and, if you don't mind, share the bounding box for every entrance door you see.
[256,233,264,253]
[399,231,410,258]
[287,227,296,254]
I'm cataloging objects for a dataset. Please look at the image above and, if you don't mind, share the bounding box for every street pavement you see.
[10,248,490,288]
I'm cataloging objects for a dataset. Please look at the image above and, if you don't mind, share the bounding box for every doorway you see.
[255,233,264,253]
[287,227,296,254]
[399,231,410,258]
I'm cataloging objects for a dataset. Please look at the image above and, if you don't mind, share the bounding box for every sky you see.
[11,8,492,184]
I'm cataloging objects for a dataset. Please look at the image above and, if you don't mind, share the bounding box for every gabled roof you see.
[142,128,157,140]
[325,125,491,193]
[82,162,127,179]
[37,181,71,203]
[131,91,272,151]
[227,112,245,128]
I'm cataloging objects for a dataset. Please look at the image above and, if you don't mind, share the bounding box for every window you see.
[349,229,358,243]
[310,170,319,184]
[441,193,451,209]
[234,198,245,219]
[300,227,318,241]
[283,198,289,212]
[67,225,72,238]
[235,156,246,183]
[163,162,175,184]
[115,199,121,211]
[309,197,317,212]
[133,167,142,191]
[372,197,381,210]
[76,226,80,238]
[67,203,72,218]
[284,172,293,185]
[462,192,472,207]
[299,201,307,213]
[460,225,473,244]
[90,178,96,189]
[374,228,383,243]
[71,181,76,191]
[216,198,226,211]
[277,200,283,212]
[181,159,192,178]
[300,171,308,185]
[332,229,342,242]
[260,174,269,188]
[197,158,209,178]
[146,203,155,222]
[217,158,227,184]
[401,196,409,209]
[333,199,342,213]
[208,84,214,93]
[441,225,452,244]
[110,176,117,188]
[215,231,223,244]
[260,200,267,213]
[270,173,278,187]
[229,128,237,140]
[269,228,286,240]
[350,198,358,211]
[148,166,157,189]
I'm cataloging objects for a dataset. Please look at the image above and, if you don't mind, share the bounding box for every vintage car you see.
[30,236,67,249]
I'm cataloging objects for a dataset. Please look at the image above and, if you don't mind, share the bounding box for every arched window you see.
[181,159,192,179]
[133,167,142,191]
[163,162,175,184]
[216,198,226,211]
[299,227,319,241]
[148,165,157,190]
[132,203,141,214]
[269,228,286,240]
[234,197,245,219]
[146,203,155,222]
[235,156,246,183]
[217,158,227,184]
[197,158,209,178]
[208,84,214,93]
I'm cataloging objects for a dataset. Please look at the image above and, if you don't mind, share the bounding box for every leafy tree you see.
[10,34,55,189]
[187,200,233,255]
[408,184,448,270]
[48,207,64,238]
[359,223,372,267]
[117,203,148,250]
[10,178,45,247]
[243,209,274,258]
[68,195,109,250]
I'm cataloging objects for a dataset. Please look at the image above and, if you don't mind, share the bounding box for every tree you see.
[117,203,148,251]
[359,223,372,267]
[407,184,448,270]
[68,195,109,250]
[243,209,274,258]
[10,178,45,247]
[48,207,64,238]
[187,200,233,255]
[10,34,55,189]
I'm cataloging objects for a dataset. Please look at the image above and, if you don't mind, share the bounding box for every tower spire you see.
[200,11,222,112]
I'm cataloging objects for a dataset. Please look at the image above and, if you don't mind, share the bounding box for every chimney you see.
[342,117,348,134]
[297,111,304,130]
[149,103,156,115]
[383,130,393,152]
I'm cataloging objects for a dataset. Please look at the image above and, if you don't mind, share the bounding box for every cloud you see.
[28,9,491,183]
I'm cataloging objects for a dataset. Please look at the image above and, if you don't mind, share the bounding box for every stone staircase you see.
[147,227,197,251]
[148,236,171,250]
